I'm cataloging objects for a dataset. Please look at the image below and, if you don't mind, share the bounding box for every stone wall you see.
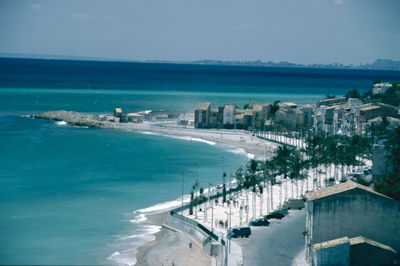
[312,241,349,266]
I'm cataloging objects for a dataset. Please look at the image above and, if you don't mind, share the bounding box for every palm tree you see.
[190,179,200,217]
[289,149,307,198]
[302,133,323,190]
[272,146,293,201]
[262,158,278,212]
[246,159,260,220]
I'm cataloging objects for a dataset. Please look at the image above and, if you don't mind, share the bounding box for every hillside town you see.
[194,82,400,136]
[35,81,400,265]
[171,81,400,265]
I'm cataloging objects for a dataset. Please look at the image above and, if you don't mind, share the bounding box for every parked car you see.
[249,218,270,226]
[265,210,285,220]
[228,226,251,238]
[283,199,304,210]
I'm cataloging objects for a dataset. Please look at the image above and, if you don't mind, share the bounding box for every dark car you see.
[249,218,270,226]
[265,209,286,219]
[227,226,252,238]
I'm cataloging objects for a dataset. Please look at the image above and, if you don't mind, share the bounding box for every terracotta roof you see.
[305,180,392,201]
[195,102,211,110]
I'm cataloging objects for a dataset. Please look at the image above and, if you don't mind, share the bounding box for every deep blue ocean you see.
[1,58,399,265]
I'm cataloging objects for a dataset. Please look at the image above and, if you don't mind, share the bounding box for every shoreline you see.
[135,211,212,266]
[34,110,280,160]
[33,110,282,265]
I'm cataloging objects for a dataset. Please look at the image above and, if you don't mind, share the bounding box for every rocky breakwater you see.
[34,110,126,129]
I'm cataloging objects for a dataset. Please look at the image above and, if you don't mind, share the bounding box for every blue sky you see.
[1,0,399,65]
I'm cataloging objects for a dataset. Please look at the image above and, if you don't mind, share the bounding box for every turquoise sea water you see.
[0,115,245,264]
[1,59,399,264]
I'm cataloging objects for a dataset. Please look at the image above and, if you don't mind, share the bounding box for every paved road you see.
[233,210,306,266]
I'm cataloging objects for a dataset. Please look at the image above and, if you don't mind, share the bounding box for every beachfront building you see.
[275,102,303,129]
[301,105,314,128]
[304,180,400,264]
[223,104,236,128]
[234,113,245,129]
[372,82,393,95]
[359,103,399,123]
[311,236,398,266]
[252,103,270,129]
[126,113,143,123]
[195,102,211,128]
[114,107,122,118]
[372,139,394,180]
[317,96,347,107]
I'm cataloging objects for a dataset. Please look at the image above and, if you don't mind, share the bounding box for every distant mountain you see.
[358,59,400,70]
[1,53,399,70]
[186,59,400,70]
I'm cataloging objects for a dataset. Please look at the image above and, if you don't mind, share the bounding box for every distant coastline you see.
[1,53,400,71]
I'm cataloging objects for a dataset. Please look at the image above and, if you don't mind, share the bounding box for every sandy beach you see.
[34,111,281,160]
[135,211,213,266]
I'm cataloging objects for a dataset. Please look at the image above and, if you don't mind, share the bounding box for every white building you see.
[305,180,400,264]
[372,83,392,95]
[223,105,235,128]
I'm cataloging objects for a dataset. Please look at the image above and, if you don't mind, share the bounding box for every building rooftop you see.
[279,102,297,108]
[234,114,244,119]
[368,116,383,123]
[305,180,392,201]
[350,236,397,253]
[312,237,349,252]
[195,102,211,110]
[318,97,346,104]
[127,113,143,117]
[264,120,272,126]
[373,83,393,88]
[224,104,235,111]
[360,105,381,112]
[252,103,268,111]
[313,236,398,253]
[244,109,253,116]
[302,105,314,109]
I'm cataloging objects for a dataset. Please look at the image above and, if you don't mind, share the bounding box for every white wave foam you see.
[138,130,216,146]
[117,225,161,241]
[189,137,216,145]
[108,250,137,266]
[227,147,255,160]
[137,195,191,214]
[56,121,67,126]
[129,213,147,224]
[247,153,255,159]
[108,225,161,266]
[140,131,161,136]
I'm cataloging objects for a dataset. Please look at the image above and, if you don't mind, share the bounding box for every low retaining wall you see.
[166,214,223,258]
[166,215,209,245]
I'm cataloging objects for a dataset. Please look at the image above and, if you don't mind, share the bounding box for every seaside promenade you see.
[33,110,374,265]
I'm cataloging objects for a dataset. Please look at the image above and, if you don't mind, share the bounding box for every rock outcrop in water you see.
[34,110,125,129]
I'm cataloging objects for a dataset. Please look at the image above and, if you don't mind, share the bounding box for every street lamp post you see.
[181,170,185,215]
[221,156,226,203]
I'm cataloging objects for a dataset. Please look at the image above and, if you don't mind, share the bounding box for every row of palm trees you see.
[188,131,371,221]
